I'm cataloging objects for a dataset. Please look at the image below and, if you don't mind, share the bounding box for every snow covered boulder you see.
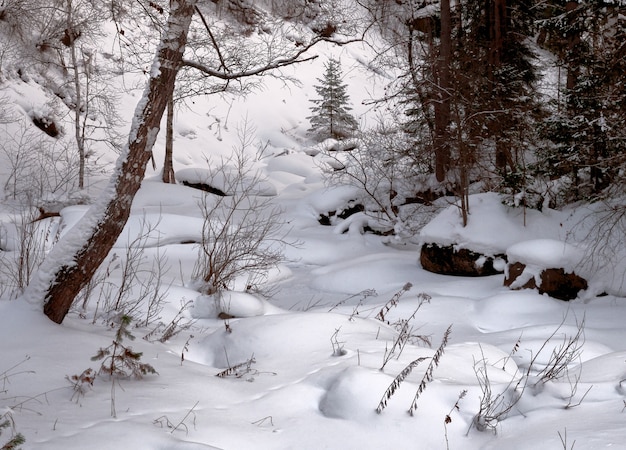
[176,167,277,197]
[420,243,505,276]
[192,290,283,319]
[419,192,567,277]
[504,239,588,301]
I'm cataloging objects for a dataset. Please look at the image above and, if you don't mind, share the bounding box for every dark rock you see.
[318,201,364,226]
[31,114,60,138]
[61,28,81,47]
[503,262,537,289]
[504,261,588,301]
[318,213,332,226]
[420,243,504,277]
[181,180,227,196]
[313,22,337,38]
[539,268,588,300]
[337,203,364,220]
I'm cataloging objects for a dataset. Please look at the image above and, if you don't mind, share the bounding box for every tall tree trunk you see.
[487,0,507,71]
[163,91,176,183]
[565,1,581,93]
[33,0,196,324]
[489,0,511,172]
[434,0,452,182]
[67,0,86,190]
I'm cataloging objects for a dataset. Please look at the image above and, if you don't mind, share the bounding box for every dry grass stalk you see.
[216,354,256,378]
[375,282,413,323]
[376,356,429,414]
[408,324,452,415]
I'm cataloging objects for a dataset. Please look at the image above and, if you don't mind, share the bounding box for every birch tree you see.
[29,0,362,323]
[26,0,197,324]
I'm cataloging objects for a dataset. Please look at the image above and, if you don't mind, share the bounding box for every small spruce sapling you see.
[307,58,359,141]
[91,315,157,417]
[0,413,25,450]
[92,315,157,379]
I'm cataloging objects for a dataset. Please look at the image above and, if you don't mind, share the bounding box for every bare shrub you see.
[330,327,347,356]
[469,314,586,434]
[558,428,576,450]
[470,346,526,434]
[1,124,84,203]
[191,137,288,296]
[324,122,439,241]
[0,208,60,299]
[530,315,586,389]
[327,288,377,313]
[575,200,626,293]
[153,401,199,436]
[143,299,195,343]
[78,217,171,325]
[0,357,33,449]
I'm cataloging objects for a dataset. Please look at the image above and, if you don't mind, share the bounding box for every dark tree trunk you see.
[434,0,451,182]
[488,0,511,172]
[163,92,176,183]
[565,1,581,93]
[41,0,196,324]
[487,0,507,71]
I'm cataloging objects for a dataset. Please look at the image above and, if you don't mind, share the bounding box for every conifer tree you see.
[537,0,626,202]
[307,58,358,140]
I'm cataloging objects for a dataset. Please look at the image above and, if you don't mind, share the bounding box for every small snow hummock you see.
[506,239,586,274]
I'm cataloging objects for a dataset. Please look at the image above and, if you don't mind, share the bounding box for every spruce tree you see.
[537,0,626,202]
[307,58,358,140]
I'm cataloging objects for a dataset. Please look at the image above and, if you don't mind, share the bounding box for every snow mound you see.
[437,342,519,384]
[507,239,586,273]
[265,152,321,179]
[58,207,204,248]
[319,366,390,420]
[472,291,564,332]
[192,291,283,319]
[420,192,566,255]
[176,167,277,197]
[187,312,393,369]
[575,351,626,383]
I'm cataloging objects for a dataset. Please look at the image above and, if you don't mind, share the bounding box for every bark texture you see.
[420,243,505,277]
[42,0,196,324]
[434,0,451,182]
[162,92,176,183]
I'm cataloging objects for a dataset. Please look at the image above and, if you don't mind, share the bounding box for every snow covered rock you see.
[418,192,562,277]
[504,239,588,300]
[420,243,505,277]
[176,167,277,197]
[192,290,282,319]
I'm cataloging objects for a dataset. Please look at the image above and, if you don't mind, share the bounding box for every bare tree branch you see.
[182,35,361,80]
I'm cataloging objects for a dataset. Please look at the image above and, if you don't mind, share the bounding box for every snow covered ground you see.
[1,26,626,450]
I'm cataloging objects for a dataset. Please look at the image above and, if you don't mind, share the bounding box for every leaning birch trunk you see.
[24,0,196,324]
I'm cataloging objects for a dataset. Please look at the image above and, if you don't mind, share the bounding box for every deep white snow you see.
[1,18,626,450]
